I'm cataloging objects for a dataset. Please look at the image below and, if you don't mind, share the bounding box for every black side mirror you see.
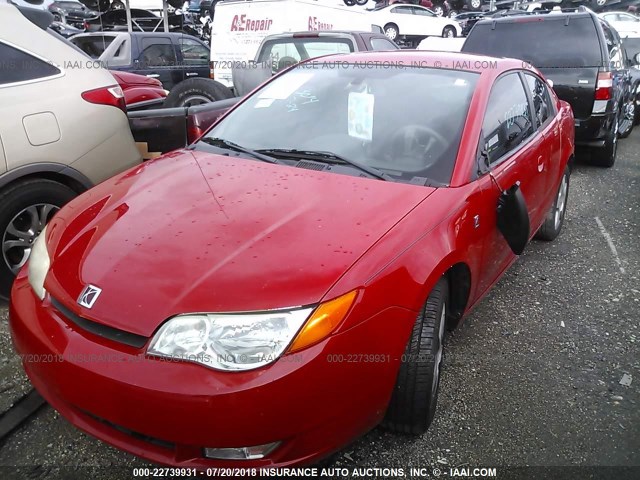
[496,182,530,255]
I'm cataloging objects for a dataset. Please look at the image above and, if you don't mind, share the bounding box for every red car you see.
[10,51,574,469]
[111,70,168,111]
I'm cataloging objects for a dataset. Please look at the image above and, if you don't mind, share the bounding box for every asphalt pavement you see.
[0,129,638,479]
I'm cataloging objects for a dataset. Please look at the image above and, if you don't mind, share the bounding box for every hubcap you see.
[432,302,446,396]
[385,27,397,39]
[434,6,443,16]
[445,29,454,38]
[619,101,635,134]
[2,204,58,275]
[182,95,211,107]
[554,174,568,230]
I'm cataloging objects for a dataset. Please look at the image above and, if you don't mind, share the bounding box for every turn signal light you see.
[288,290,358,353]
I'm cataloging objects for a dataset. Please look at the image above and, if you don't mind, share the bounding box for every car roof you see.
[308,50,526,74]
[264,30,381,39]
[474,9,594,26]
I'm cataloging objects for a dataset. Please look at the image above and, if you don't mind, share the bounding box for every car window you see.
[462,17,602,68]
[180,38,209,65]
[601,22,624,68]
[618,14,639,22]
[413,7,434,16]
[482,73,535,165]
[370,37,399,50]
[0,42,61,86]
[139,38,177,66]
[258,39,354,73]
[204,64,478,186]
[391,6,413,14]
[523,73,554,127]
[70,35,116,59]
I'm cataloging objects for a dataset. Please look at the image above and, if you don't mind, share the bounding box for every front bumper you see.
[9,274,414,468]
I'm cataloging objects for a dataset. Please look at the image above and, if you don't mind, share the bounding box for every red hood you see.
[110,70,163,88]
[47,150,434,337]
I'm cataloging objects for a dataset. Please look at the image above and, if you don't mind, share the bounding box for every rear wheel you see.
[442,26,456,38]
[0,180,77,300]
[591,113,618,168]
[164,78,234,108]
[535,166,570,242]
[468,0,482,9]
[382,277,448,434]
[384,23,399,41]
[433,4,445,16]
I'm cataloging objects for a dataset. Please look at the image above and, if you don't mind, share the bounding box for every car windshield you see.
[201,63,478,186]
[57,1,83,8]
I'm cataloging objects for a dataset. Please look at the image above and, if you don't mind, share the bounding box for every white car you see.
[369,4,462,41]
[0,2,142,299]
[599,11,640,36]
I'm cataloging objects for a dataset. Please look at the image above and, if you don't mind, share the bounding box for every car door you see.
[389,6,416,35]
[178,37,211,81]
[473,72,545,298]
[132,35,183,90]
[412,6,438,36]
[522,72,561,216]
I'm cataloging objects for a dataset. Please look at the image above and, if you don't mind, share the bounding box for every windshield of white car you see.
[201,62,478,186]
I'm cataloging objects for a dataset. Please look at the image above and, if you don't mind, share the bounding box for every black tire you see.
[442,26,456,38]
[384,23,399,41]
[618,98,635,139]
[356,0,369,4]
[382,277,448,435]
[535,166,570,242]
[468,0,482,9]
[343,0,357,5]
[164,78,234,108]
[591,113,618,168]
[0,180,77,300]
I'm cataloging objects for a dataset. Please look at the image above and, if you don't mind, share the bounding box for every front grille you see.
[295,160,326,171]
[83,411,175,450]
[51,297,148,349]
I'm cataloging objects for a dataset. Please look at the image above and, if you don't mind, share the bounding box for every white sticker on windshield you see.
[258,73,313,100]
[348,92,375,141]
[255,98,275,109]
[454,78,468,87]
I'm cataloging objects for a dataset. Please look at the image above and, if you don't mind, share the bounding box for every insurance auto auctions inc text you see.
[208,466,498,477]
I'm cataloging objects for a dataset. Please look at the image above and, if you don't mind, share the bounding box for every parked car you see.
[621,34,640,124]
[599,10,640,34]
[369,3,462,42]
[48,0,98,28]
[49,18,84,36]
[463,7,634,166]
[10,50,574,468]
[166,30,399,107]
[111,70,168,110]
[0,3,141,299]
[85,7,196,34]
[69,31,223,93]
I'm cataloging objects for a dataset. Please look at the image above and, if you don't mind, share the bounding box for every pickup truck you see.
[130,30,400,153]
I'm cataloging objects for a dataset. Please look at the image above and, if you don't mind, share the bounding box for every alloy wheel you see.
[553,174,568,231]
[431,303,446,396]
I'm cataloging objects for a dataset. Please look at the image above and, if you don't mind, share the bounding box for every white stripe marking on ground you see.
[595,217,626,274]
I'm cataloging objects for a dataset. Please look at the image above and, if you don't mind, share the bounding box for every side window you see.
[370,37,399,51]
[0,42,60,85]
[138,38,177,67]
[523,74,554,127]
[179,38,209,65]
[266,43,301,72]
[390,6,412,14]
[482,73,535,165]
[601,22,623,68]
[413,7,434,16]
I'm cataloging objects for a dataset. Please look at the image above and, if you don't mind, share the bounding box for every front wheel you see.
[535,166,570,242]
[618,98,635,139]
[0,180,77,299]
[442,26,456,38]
[382,277,448,434]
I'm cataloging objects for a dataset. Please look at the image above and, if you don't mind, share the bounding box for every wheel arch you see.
[0,163,93,196]
[444,262,471,329]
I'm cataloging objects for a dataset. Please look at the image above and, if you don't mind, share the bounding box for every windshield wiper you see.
[201,137,282,165]
[256,149,388,181]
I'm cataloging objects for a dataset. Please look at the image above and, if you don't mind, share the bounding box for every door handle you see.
[186,72,198,77]
[146,74,160,78]
[537,155,545,173]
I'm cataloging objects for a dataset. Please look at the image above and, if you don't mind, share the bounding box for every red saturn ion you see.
[10,51,574,469]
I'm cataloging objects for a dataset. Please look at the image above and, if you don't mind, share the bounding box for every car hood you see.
[47,150,434,337]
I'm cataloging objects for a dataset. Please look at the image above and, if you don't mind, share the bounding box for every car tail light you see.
[81,85,126,113]
[293,32,320,38]
[209,61,215,79]
[83,21,89,30]
[187,121,205,144]
[595,72,613,101]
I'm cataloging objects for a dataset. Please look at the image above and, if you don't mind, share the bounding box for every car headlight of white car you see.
[28,225,50,300]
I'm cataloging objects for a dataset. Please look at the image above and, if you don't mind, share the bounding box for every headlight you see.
[28,225,50,300]
[147,290,357,371]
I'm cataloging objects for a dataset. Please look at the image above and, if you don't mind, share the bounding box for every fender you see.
[0,162,93,193]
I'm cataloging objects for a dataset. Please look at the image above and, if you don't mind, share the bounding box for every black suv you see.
[462,8,634,167]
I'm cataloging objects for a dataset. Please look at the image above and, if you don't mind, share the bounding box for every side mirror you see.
[546,78,554,89]
[635,53,640,65]
[496,182,530,255]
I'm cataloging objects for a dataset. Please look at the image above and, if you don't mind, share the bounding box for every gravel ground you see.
[0,130,638,479]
